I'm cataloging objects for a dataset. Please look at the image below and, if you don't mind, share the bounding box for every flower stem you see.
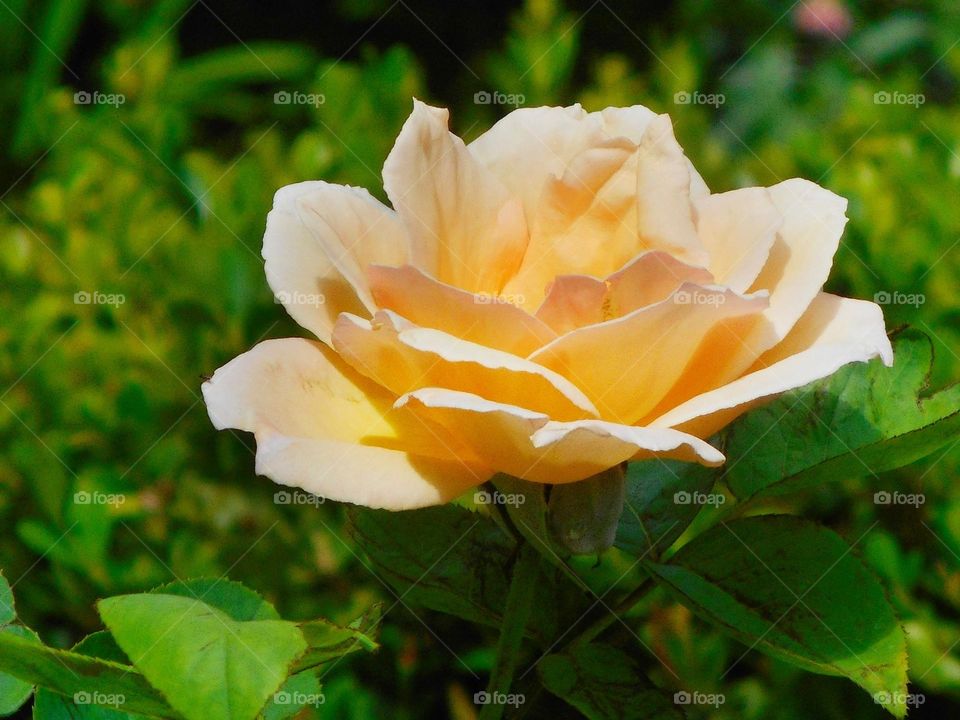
[479,542,540,720]
[571,575,656,647]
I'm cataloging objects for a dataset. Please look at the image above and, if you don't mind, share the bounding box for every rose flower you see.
[203,101,891,509]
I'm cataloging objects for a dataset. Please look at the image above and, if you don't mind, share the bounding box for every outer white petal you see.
[263,181,407,343]
[651,293,893,437]
[202,338,485,510]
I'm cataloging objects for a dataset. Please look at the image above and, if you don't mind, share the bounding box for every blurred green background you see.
[1,0,959,717]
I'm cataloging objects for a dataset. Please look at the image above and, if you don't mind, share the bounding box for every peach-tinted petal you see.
[535,251,714,333]
[503,138,642,307]
[202,338,486,509]
[367,264,557,356]
[747,178,848,350]
[529,284,769,423]
[635,115,709,266]
[468,104,607,216]
[650,293,892,437]
[695,187,782,292]
[383,100,528,294]
[264,182,387,343]
[332,310,598,421]
[288,181,409,310]
[396,388,723,484]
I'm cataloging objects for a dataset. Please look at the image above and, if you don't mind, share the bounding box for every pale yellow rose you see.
[202,100,892,510]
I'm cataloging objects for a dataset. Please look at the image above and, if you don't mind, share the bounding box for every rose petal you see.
[332,310,599,421]
[650,293,893,437]
[635,114,709,266]
[695,187,782,293]
[535,251,715,334]
[396,388,723,483]
[747,178,849,350]
[383,100,528,294]
[202,338,486,509]
[528,284,769,423]
[367,264,556,356]
[264,182,391,343]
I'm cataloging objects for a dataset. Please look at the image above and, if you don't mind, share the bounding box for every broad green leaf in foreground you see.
[648,516,908,717]
[539,643,683,719]
[32,631,146,719]
[725,329,960,499]
[0,629,171,717]
[0,625,40,715]
[98,593,307,720]
[615,459,720,558]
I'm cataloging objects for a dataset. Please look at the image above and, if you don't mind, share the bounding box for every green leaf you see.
[0,625,39,715]
[32,632,145,720]
[647,516,908,717]
[348,505,582,644]
[149,578,281,620]
[615,459,720,558]
[0,571,14,625]
[0,629,172,717]
[724,330,960,500]
[98,593,307,720]
[262,670,324,720]
[539,643,683,719]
